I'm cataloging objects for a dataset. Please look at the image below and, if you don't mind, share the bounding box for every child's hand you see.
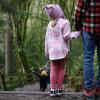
[71,37,76,39]
[71,31,80,39]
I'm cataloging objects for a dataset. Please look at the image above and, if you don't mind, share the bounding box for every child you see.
[44,4,80,96]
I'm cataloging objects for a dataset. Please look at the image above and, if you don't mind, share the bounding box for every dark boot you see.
[83,88,95,100]
[95,87,100,100]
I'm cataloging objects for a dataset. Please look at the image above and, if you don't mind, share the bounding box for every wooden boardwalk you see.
[0,91,83,100]
[0,83,84,100]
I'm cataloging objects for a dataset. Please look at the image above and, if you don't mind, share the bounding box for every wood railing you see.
[0,73,35,91]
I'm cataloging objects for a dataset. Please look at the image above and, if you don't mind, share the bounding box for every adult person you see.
[74,0,100,99]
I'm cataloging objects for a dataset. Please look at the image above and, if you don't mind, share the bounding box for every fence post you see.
[1,74,7,90]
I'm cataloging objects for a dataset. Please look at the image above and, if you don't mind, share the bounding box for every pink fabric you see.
[45,18,80,60]
[50,59,65,89]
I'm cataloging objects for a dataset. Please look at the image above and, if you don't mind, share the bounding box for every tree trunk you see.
[4,14,15,74]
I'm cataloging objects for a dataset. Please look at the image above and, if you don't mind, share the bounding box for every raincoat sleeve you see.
[62,21,71,42]
[62,21,80,41]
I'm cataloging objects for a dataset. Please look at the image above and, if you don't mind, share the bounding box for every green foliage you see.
[66,38,83,91]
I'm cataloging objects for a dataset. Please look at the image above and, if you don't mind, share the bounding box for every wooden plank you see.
[0,91,83,100]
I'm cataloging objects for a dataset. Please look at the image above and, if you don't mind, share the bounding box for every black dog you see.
[33,62,50,92]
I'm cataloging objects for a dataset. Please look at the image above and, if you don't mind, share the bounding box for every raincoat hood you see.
[44,4,66,19]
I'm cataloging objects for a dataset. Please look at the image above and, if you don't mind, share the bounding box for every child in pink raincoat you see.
[44,4,80,96]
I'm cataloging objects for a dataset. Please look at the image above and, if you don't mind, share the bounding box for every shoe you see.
[95,87,100,100]
[83,89,95,100]
[48,89,56,97]
[56,89,63,96]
